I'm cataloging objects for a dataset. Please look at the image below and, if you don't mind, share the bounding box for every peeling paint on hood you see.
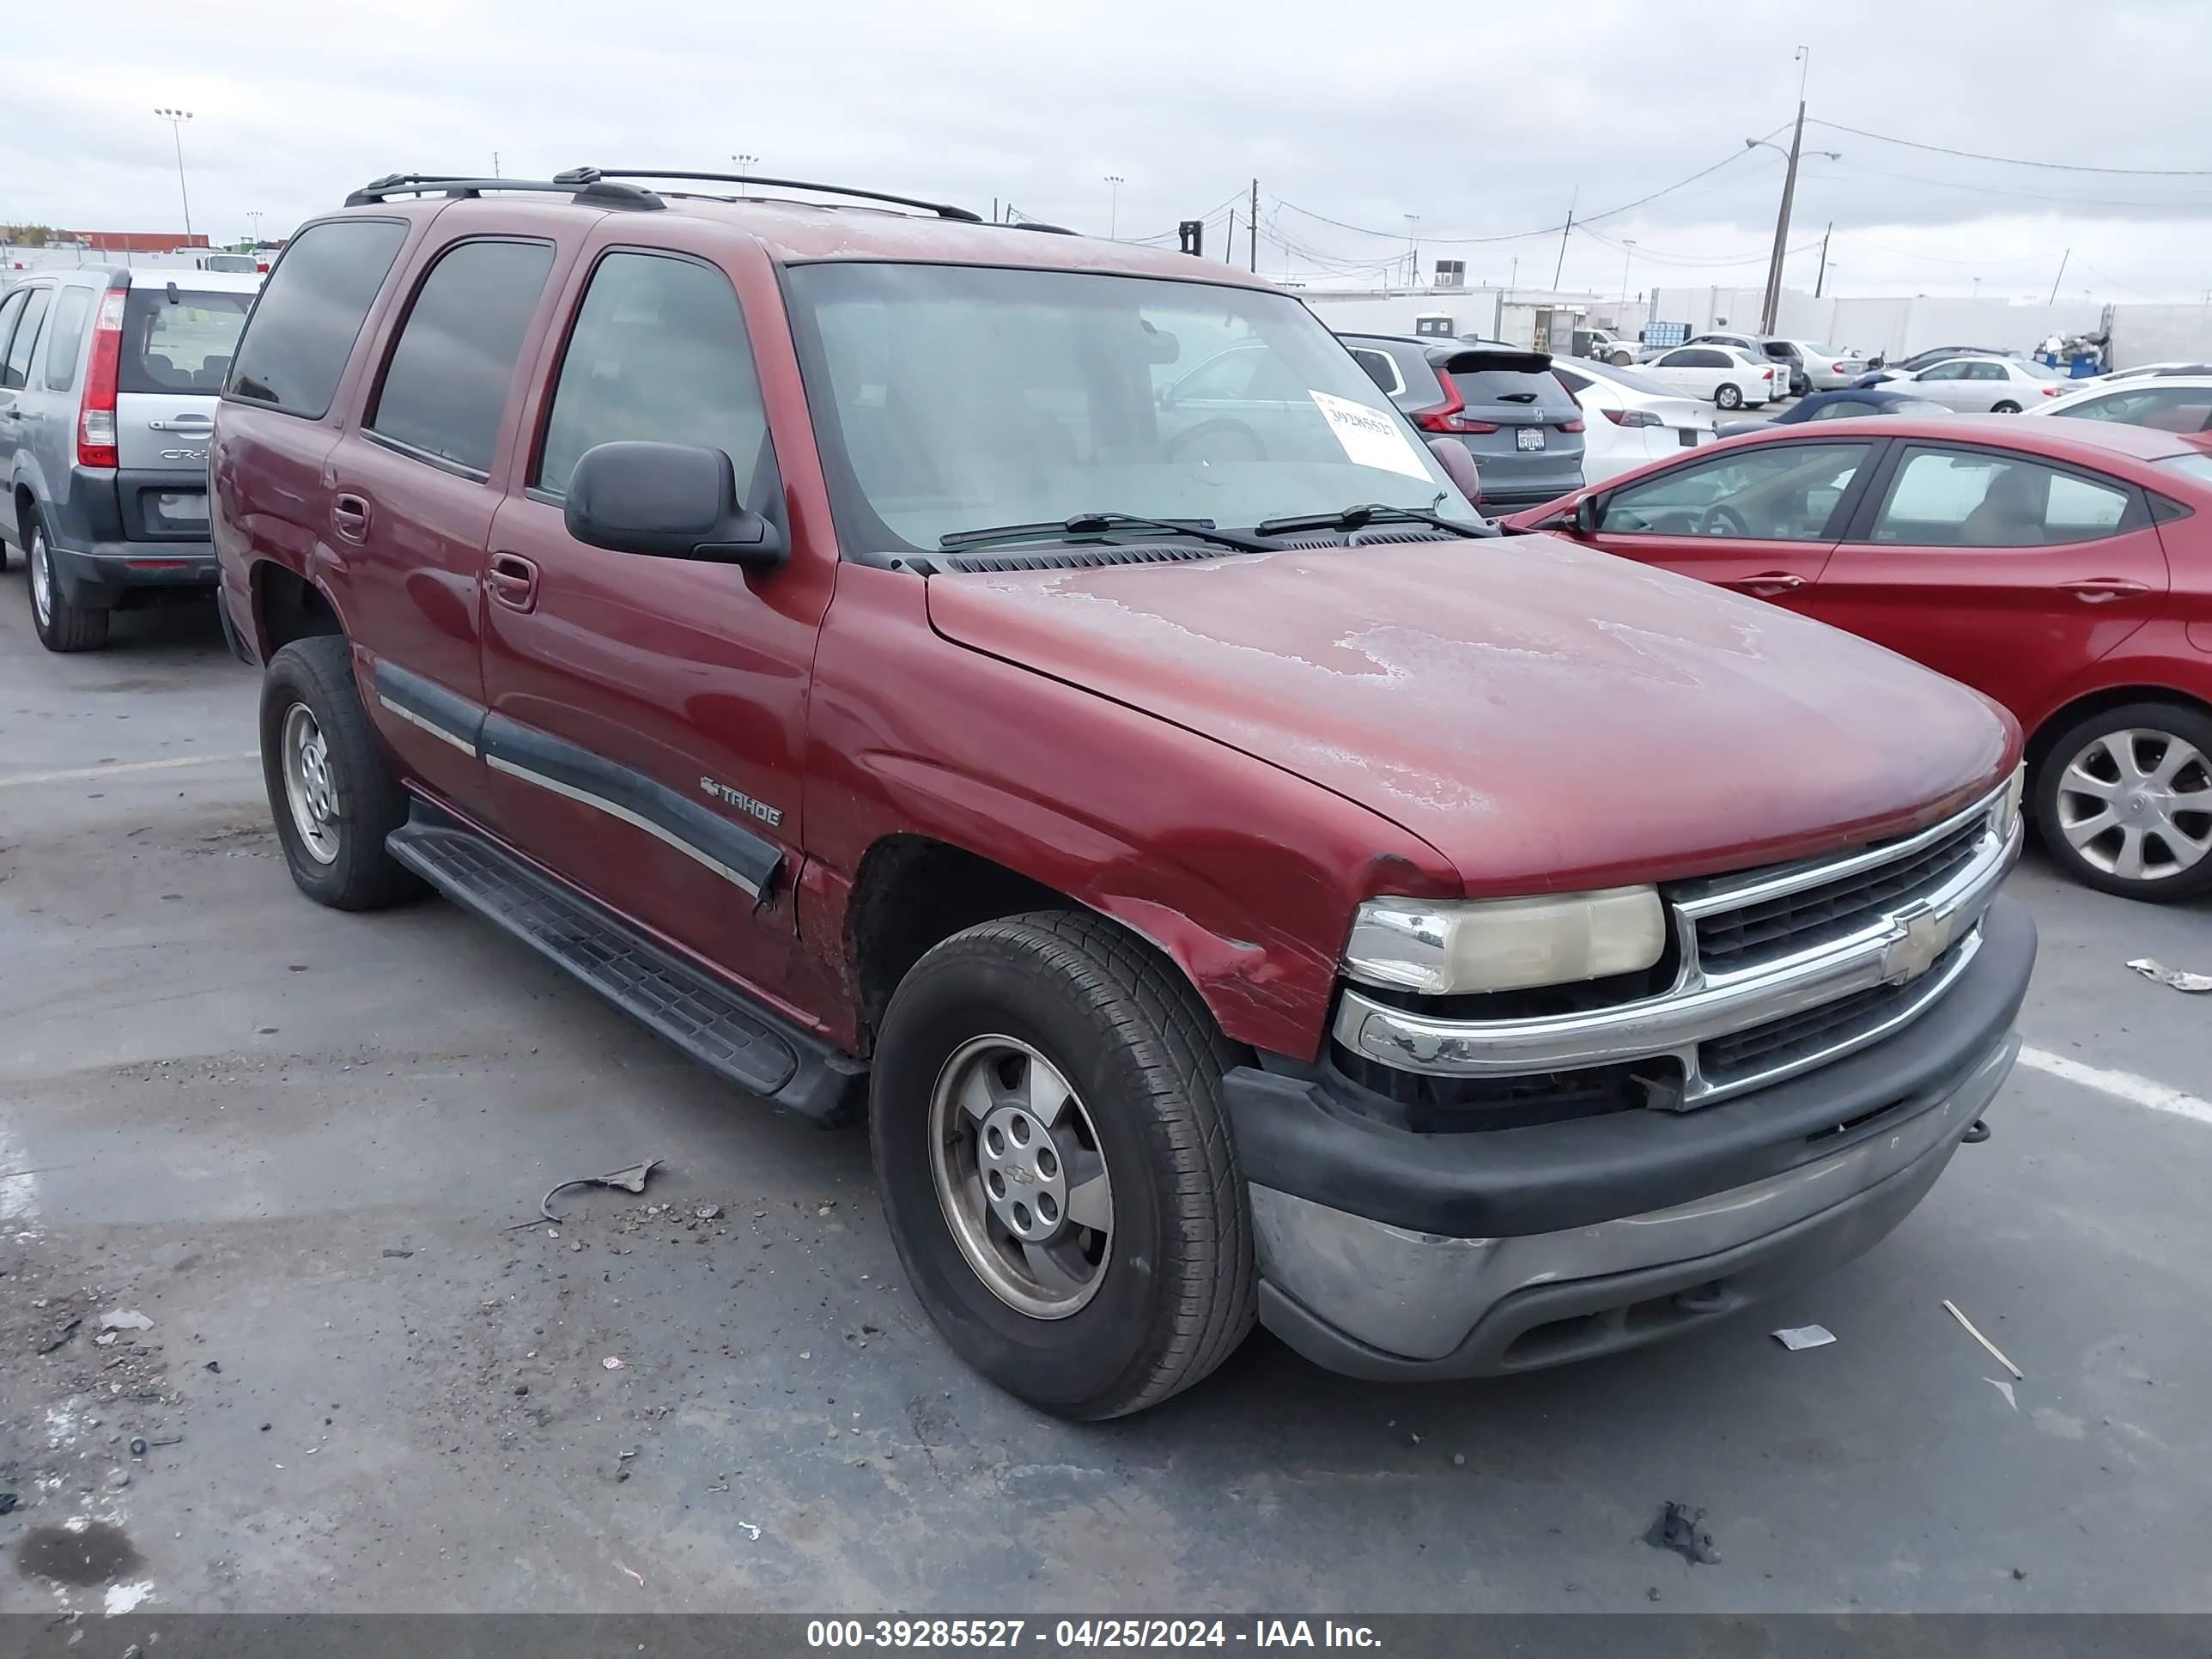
[926,534,2015,893]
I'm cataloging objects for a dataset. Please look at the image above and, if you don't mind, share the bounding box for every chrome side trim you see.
[1334,811,2021,1107]
[485,754,763,897]
[377,695,477,757]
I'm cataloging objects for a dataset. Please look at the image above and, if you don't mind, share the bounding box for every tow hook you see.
[1962,1118,1991,1145]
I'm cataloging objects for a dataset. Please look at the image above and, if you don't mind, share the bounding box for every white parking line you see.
[0,752,258,789]
[2020,1045,2212,1128]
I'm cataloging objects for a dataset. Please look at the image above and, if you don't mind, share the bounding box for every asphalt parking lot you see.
[3,592,2209,1617]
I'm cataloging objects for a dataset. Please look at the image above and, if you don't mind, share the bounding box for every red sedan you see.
[1506,414,2212,902]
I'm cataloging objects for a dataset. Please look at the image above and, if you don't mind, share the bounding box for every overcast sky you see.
[12,0,2212,302]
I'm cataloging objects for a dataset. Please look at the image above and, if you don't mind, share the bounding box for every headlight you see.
[1990,765,2025,839]
[1344,887,1668,996]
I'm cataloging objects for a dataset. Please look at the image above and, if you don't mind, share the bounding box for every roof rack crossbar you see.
[343,173,665,211]
[582,169,982,222]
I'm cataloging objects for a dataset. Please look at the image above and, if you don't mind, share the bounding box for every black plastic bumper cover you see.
[1223,895,2035,1240]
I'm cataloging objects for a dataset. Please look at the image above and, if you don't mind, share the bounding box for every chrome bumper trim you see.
[1334,802,2021,1108]
[1253,1030,2019,1362]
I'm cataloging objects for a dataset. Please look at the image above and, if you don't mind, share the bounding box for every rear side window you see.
[120,289,254,393]
[42,289,92,392]
[228,218,408,418]
[2,289,51,390]
[535,251,769,499]
[1869,447,2131,547]
[369,239,555,477]
[1346,346,1403,397]
[1449,364,1577,412]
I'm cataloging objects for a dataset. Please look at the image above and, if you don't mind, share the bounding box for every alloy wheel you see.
[28,527,52,628]
[2055,726,2212,884]
[280,702,343,865]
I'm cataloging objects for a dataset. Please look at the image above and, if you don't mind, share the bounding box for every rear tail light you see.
[1763,368,1776,380]
[76,286,127,469]
[2040,385,2063,397]
[1412,368,1501,434]
[1603,408,1662,428]
[1832,362,1846,374]
[1559,418,1585,433]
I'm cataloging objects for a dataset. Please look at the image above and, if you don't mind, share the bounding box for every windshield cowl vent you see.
[1267,527,1465,550]
[936,544,1231,574]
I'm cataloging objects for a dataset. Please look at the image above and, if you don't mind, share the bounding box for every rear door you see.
[1645,347,1721,401]
[1433,349,1584,503]
[0,287,36,489]
[113,283,256,543]
[1808,442,2169,725]
[1577,437,1880,610]
[1905,361,1975,412]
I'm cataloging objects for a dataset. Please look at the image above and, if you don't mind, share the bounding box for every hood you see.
[925,535,2016,894]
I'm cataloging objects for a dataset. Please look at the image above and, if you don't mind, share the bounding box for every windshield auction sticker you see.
[1307,389,1433,480]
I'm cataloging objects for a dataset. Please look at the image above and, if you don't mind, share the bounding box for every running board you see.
[387,810,864,1125]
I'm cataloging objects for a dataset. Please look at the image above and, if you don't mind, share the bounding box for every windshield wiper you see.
[939,512,1269,553]
[1253,502,1498,539]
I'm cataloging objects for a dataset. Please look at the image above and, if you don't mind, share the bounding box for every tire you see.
[1715,383,1743,410]
[258,635,421,910]
[1608,350,1632,367]
[1991,400,2021,415]
[25,514,110,653]
[2032,700,2212,902]
[871,910,1255,1419]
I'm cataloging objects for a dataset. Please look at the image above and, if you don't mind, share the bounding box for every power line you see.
[1802,160,2212,213]
[1806,118,2212,178]
[1832,228,2068,267]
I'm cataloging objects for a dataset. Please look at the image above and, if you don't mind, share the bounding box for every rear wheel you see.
[25,516,110,653]
[2033,702,2212,902]
[1991,399,2022,414]
[259,635,421,910]
[1715,383,1743,410]
[872,911,1255,1419]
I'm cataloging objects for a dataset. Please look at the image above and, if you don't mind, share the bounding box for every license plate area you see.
[1516,427,1545,452]
[152,490,208,528]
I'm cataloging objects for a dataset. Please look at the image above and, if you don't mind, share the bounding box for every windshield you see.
[2017,358,2066,380]
[784,263,1479,555]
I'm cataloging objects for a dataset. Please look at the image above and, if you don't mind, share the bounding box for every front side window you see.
[228,217,409,417]
[1869,447,2132,547]
[369,239,555,476]
[1,289,51,389]
[1917,362,1968,383]
[1965,362,2008,382]
[786,263,1476,555]
[2058,387,2212,433]
[1599,441,1869,540]
[536,251,769,499]
[120,288,254,393]
[1809,399,1875,420]
[42,289,93,392]
[0,290,27,369]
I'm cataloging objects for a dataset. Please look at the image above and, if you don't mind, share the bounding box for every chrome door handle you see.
[2058,577,2148,604]
[149,416,215,432]
[1723,572,1808,596]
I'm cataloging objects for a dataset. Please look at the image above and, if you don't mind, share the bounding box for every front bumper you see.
[1223,895,2034,1379]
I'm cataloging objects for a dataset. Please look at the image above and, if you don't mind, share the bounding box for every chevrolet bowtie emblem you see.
[1882,909,1955,984]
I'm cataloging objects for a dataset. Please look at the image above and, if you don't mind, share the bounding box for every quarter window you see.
[1868,447,2132,547]
[536,251,769,499]
[227,218,409,418]
[369,239,556,476]
[1600,442,1869,540]
[2,289,51,390]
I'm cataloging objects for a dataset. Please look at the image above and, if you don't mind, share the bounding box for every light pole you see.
[1104,175,1124,239]
[1620,239,1638,303]
[154,107,195,241]
[246,210,263,247]
[1404,214,1421,287]
[732,153,757,182]
[1746,125,1838,332]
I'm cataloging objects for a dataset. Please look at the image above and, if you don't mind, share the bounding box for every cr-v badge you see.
[700,776,783,829]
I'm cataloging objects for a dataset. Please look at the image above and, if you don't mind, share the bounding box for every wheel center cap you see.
[978,1104,1067,1241]
[2128,793,2152,817]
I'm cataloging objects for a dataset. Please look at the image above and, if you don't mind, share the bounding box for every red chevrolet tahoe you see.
[211,168,2034,1419]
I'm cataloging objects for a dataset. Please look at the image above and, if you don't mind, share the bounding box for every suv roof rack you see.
[344,171,666,211]
[584,169,982,223]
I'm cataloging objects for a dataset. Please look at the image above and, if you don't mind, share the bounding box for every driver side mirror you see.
[564,441,786,569]
[1424,436,1482,505]
[1572,494,1601,536]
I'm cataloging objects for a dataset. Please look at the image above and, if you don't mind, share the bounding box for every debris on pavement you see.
[381,1249,416,1259]
[204,1360,220,1373]
[738,1521,763,1540]
[532,1157,665,1224]
[100,1310,155,1333]
[1987,1377,2020,1411]
[601,1356,625,1370]
[37,1316,82,1354]
[2126,957,2212,994]
[1771,1324,1837,1351]
[617,1562,645,1588]
[1644,1502,1719,1565]
[1943,1298,2022,1379]
[696,1204,723,1220]
[0,1493,16,1516]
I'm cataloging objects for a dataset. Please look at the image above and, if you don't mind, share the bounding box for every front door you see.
[1579,437,1881,609]
[478,236,827,999]
[1809,441,2170,725]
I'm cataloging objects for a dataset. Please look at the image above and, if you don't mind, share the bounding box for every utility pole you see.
[1620,240,1637,303]
[1508,253,1518,296]
[1249,179,1258,274]
[1552,185,1577,289]
[1758,47,1809,333]
[1814,221,1832,296]
[1224,210,1234,264]
[1404,214,1420,289]
[492,151,501,179]
[2048,247,2070,306]
[154,107,195,241]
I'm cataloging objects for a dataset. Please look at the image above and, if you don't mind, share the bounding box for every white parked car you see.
[2030,374,2212,435]
[1553,359,1717,483]
[2063,360,2212,392]
[1787,341,1869,391]
[1635,343,1778,410]
[1868,354,2069,412]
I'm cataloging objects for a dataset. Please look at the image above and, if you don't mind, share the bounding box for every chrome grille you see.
[1691,817,1985,976]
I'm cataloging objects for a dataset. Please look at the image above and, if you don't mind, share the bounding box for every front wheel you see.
[871,911,1255,1419]
[1715,383,1743,410]
[1991,400,2022,415]
[259,635,421,910]
[2033,702,2212,902]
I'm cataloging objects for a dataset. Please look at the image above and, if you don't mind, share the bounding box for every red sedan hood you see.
[925,535,2016,893]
